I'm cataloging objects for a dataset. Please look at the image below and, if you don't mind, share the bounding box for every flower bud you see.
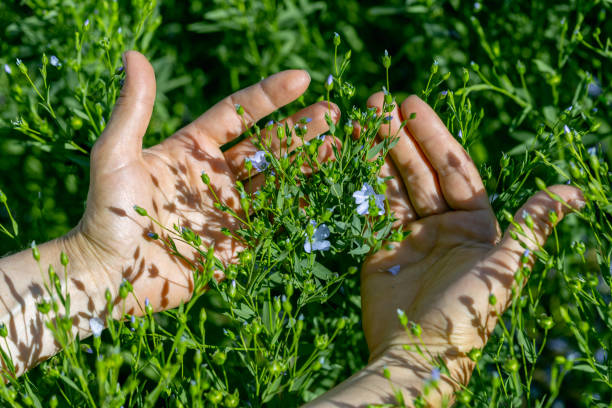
[333,32,341,46]
[462,67,470,84]
[430,60,439,74]
[467,348,482,361]
[382,50,391,69]
[201,172,210,185]
[212,350,227,365]
[133,205,148,216]
[32,245,40,262]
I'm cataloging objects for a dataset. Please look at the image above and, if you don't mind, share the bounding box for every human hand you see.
[360,94,583,396]
[68,51,339,317]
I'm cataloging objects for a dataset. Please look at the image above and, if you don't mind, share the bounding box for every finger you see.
[490,185,584,298]
[378,158,417,226]
[244,135,342,195]
[92,51,155,171]
[182,70,311,147]
[367,92,448,217]
[400,95,489,211]
[225,101,340,179]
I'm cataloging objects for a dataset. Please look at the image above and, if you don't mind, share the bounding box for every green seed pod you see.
[410,323,422,337]
[225,390,239,408]
[276,125,285,140]
[456,391,471,404]
[37,300,51,314]
[537,314,554,330]
[59,251,69,266]
[534,177,547,191]
[516,60,526,75]
[462,67,470,84]
[523,213,534,230]
[133,205,148,216]
[201,172,210,185]
[504,358,519,372]
[589,153,600,173]
[119,283,129,299]
[315,334,328,350]
[383,365,391,379]
[430,60,439,75]
[337,317,346,330]
[382,50,391,69]
[207,389,223,405]
[467,348,482,361]
[212,350,226,366]
[70,116,83,130]
[32,246,40,262]
[0,323,8,337]
[333,32,341,47]
[489,294,497,306]
[235,104,244,116]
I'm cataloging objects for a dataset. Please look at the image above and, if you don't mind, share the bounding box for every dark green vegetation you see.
[0,0,611,406]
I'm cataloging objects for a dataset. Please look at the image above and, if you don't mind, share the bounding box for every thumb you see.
[91,51,156,172]
[493,184,585,278]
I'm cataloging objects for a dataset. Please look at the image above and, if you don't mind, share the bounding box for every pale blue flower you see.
[563,125,571,134]
[84,19,90,27]
[353,183,385,216]
[247,150,269,172]
[49,55,60,67]
[304,221,331,253]
[89,317,104,338]
[458,130,463,140]
[326,74,333,86]
[387,265,400,276]
[431,367,441,381]
[3,64,11,74]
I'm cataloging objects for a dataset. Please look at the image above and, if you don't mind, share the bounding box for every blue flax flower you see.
[304,221,331,253]
[247,150,269,172]
[353,183,385,215]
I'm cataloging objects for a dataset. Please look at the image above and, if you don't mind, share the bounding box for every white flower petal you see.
[89,317,104,338]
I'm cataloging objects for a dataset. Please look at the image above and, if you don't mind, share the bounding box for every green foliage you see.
[1,0,611,406]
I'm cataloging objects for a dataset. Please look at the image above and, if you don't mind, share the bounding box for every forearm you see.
[305,346,473,407]
[0,232,111,377]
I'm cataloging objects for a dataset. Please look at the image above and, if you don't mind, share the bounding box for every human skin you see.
[305,94,584,406]
[0,51,340,376]
[0,51,583,406]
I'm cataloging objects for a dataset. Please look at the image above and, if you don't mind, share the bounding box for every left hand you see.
[68,51,340,316]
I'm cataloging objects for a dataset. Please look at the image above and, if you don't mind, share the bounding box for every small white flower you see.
[49,55,61,67]
[89,317,104,338]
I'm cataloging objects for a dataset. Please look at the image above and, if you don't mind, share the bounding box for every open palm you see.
[72,51,339,316]
[361,94,583,389]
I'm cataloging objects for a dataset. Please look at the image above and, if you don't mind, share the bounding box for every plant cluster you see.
[0,0,611,406]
